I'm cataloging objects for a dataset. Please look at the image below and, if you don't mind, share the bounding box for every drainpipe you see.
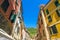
[41,9,50,40]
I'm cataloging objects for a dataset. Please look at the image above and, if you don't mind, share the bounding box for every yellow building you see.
[43,0,60,40]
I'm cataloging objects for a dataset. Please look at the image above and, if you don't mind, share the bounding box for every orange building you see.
[37,10,47,40]
[0,0,21,23]
[0,0,22,40]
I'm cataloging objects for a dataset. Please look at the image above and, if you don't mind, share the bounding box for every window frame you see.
[46,9,49,15]
[55,0,60,7]
[48,16,52,22]
[9,10,16,23]
[49,25,58,35]
[56,9,60,17]
[1,0,9,12]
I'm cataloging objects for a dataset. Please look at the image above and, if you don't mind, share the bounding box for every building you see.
[44,0,60,40]
[0,0,22,40]
[19,20,31,40]
[39,0,60,40]
[36,8,46,40]
[22,27,31,40]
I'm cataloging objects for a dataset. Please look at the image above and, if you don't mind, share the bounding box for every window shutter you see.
[1,0,9,12]
[9,10,16,23]
[55,0,60,7]
[56,10,60,17]
[46,9,49,15]
[51,25,58,34]
[48,16,52,22]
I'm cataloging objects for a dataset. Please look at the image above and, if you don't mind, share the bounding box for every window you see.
[51,25,58,34]
[1,0,9,12]
[49,25,57,34]
[55,0,60,7]
[49,25,58,35]
[48,16,52,22]
[56,9,60,17]
[9,10,16,23]
[46,9,49,15]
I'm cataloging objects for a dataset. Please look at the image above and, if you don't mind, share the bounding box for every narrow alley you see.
[0,0,60,40]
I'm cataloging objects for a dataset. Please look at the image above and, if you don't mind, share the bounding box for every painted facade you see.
[39,0,60,40]
[44,0,60,40]
[0,0,22,40]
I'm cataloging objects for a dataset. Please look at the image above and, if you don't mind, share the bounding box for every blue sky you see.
[22,0,49,28]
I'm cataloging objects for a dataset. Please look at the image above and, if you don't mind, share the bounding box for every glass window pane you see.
[9,10,16,23]
[46,9,49,15]
[1,0,9,12]
[55,0,60,7]
[56,9,60,17]
[11,14,16,23]
[51,25,58,34]
[48,16,52,22]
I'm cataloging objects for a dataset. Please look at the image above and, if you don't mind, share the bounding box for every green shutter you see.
[48,16,52,22]
[56,10,60,17]
[55,0,60,7]
[48,27,52,35]
[10,14,14,20]
[46,9,49,15]
[50,28,52,35]
[11,14,16,23]
[51,25,58,34]
[1,0,9,12]
[9,10,16,23]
